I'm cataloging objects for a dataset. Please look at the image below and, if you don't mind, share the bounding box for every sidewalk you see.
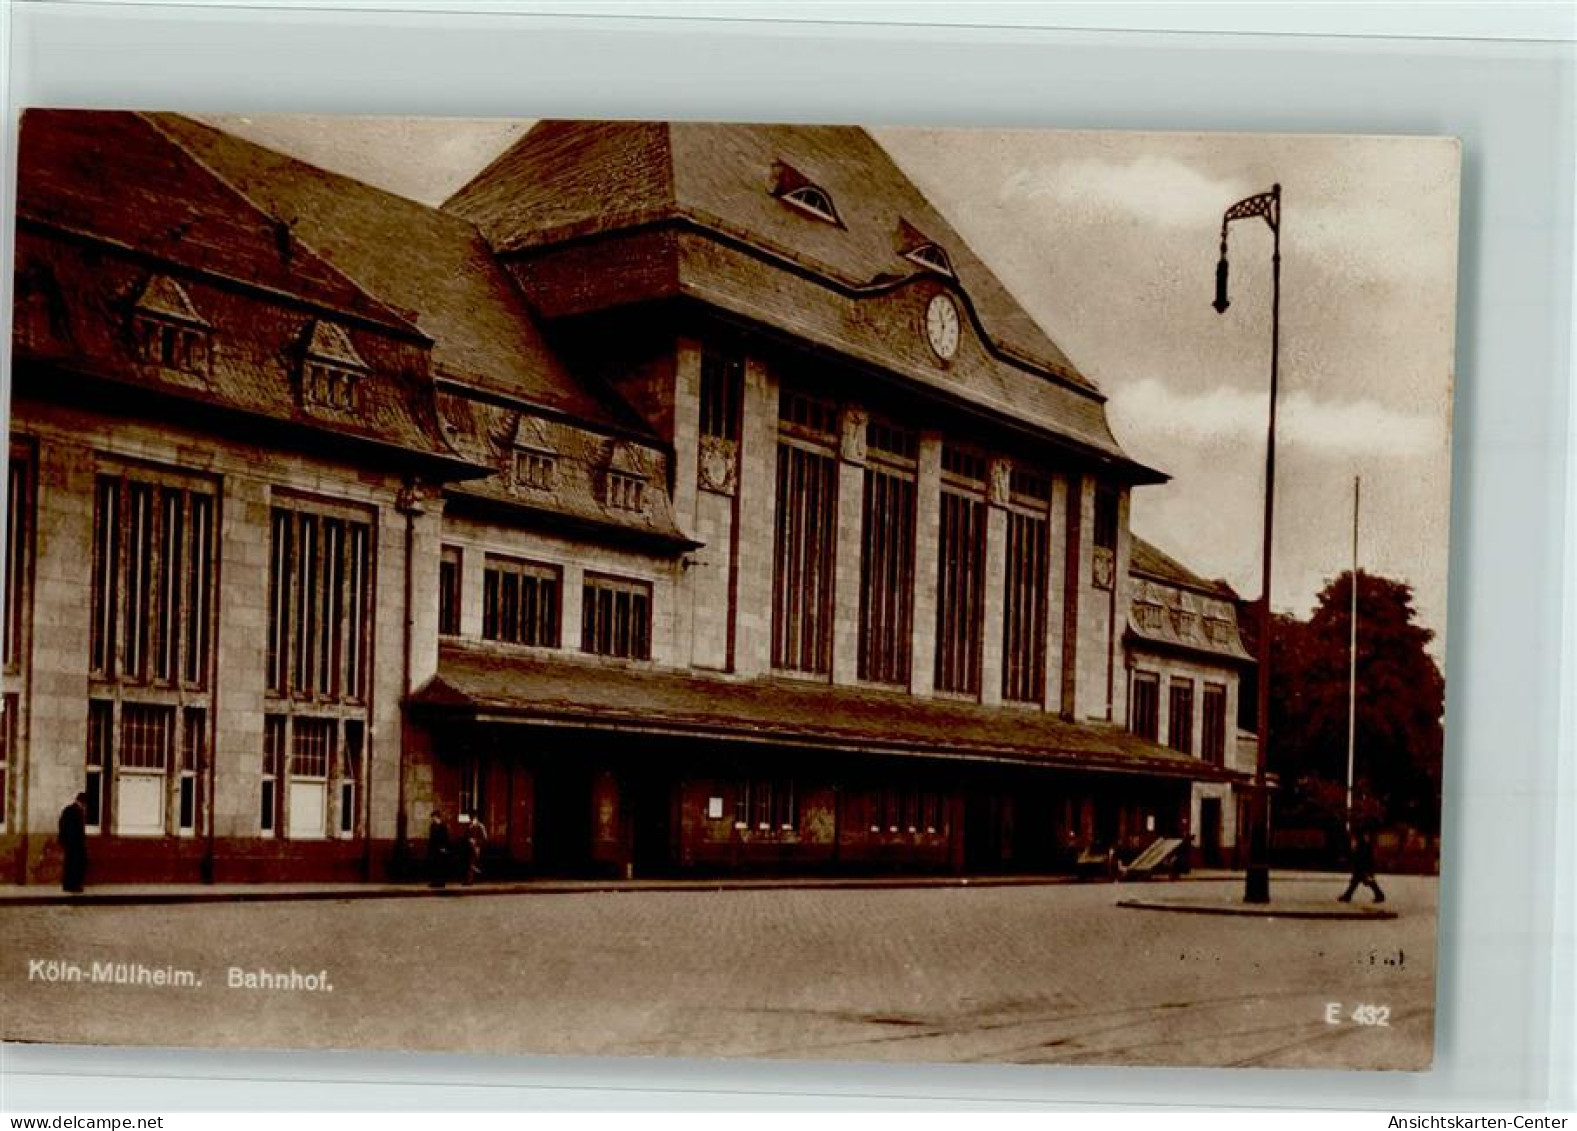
[0,869,1344,907]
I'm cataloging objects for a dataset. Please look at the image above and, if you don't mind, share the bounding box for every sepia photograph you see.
[1,111,1458,1071]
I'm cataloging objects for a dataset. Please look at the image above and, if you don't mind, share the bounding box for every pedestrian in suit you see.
[427,808,451,889]
[463,812,488,886]
[1339,826,1386,903]
[58,792,89,894]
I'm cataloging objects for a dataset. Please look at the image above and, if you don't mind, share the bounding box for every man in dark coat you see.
[1339,826,1386,903]
[58,792,88,894]
[426,808,451,889]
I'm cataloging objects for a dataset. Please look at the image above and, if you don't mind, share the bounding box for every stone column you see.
[732,357,779,677]
[980,457,1011,707]
[908,430,942,698]
[1043,474,1068,713]
[22,436,95,878]
[672,338,703,666]
[832,406,868,686]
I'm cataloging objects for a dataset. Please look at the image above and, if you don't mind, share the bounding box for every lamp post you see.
[1213,183,1281,905]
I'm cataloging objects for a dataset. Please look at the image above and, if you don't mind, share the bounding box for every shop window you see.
[734,779,799,832]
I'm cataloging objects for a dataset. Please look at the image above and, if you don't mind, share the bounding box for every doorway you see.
[1200,797,1222,867]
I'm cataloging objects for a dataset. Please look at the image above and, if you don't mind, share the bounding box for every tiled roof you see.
[444,121,1163,479]
[436,391,696,550]
[147,114,649,436]
[1129,535,1237,598]
[413,643,1238,782]
[447,122,1086,388]
[18,111,414,333]
[1127,536,1252,663]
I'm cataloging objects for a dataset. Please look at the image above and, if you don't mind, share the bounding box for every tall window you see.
[700,345,743,441]
[858,420,917,685]
[482,556,559,647]
[438,546,462,636]
[1130,671,1160,741]
[266,505,371,700]
[1094,485,1120,551]
[1003,467,1051,703]
[772,391,839,675]
[1202,683,1228,765]
[264,499,372,841]
[87,466,215,839]
[91,472,214,685]
[1168,678,1195,754]
[0,693,16,831]
[582,573,652,660]
[114,702,174,836]
[935,446,987,695]
[5,451,32,671]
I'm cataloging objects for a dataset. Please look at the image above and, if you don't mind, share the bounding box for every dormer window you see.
[781,184,840,224]
[608,472,646,513]
[904,243,953,276]
[298,320,367,414]
[131,275,210,376]
[515,450,557,492]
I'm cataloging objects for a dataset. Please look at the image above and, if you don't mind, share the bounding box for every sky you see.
[204,115,1459,656]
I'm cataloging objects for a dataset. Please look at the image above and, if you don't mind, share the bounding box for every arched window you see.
[780,184,840,225]
[904,242,953,276]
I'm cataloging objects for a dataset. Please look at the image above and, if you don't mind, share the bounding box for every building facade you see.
[3,113,1250,884]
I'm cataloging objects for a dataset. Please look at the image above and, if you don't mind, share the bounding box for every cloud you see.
[1003,155,1247,230]
[1108,378,1446,457]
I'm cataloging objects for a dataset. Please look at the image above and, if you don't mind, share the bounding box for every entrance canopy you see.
[412,644,1241,783]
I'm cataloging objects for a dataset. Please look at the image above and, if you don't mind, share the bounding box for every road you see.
[0,876,1436,1069]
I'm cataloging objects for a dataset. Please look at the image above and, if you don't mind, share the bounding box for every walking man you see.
[58,792,88,894]
[1339,826,1386,904]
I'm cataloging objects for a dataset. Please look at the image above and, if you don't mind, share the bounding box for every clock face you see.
[925,293,961,360]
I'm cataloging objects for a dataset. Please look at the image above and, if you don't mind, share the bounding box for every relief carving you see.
[698,435,739,496]
[840,406,869,464]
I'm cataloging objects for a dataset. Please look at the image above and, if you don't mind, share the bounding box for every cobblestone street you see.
[0,876,1436,1070]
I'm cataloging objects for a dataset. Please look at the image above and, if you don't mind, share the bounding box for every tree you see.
[1253,572,1444,833]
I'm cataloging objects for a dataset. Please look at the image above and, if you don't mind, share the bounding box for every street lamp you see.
[1213,183,1281,905]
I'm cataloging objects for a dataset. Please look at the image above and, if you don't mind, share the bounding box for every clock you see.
[925,293,960,361]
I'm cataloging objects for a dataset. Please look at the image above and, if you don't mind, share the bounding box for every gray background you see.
[1,0,1572,1112]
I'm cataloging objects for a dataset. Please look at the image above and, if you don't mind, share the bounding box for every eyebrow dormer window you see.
[298,320,368,414]
[131,275,211,376]
[780,184,840,225]
[905,243,953,276]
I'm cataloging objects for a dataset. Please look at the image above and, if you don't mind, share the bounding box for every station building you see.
[3,113,1253,884]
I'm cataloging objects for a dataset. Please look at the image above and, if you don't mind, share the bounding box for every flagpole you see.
[1346,476,1360,829]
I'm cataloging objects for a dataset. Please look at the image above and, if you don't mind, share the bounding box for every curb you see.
[0,871,1362,909]
[1116,897,1398,920]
